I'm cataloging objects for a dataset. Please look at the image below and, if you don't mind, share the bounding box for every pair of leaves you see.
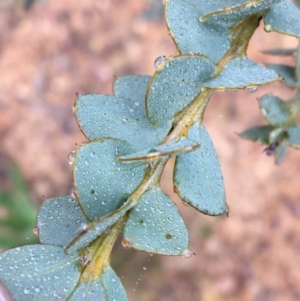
[165,0,300,64]
[164,0,300,98]
[1,196,128,300]
[0,244,127,301]
[146,54,279,125]
[36,192,189,256]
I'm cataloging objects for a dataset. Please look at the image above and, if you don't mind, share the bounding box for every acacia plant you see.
[1,0,300,300]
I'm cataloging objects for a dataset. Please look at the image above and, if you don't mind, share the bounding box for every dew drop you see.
[32,227,39,237]
[68,150,76,165]
[182,249,193,259]
[23,288,30,294]
[246,85,258,93]
[154,56,166,69]
[121,238,131,249]
[76,223,88,234]
[70,188,77,199]
[264,24,272,33]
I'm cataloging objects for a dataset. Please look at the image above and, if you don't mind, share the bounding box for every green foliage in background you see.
[0,163,37,249]
[1,1,300,300]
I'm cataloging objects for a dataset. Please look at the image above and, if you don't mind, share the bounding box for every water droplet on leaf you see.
[70,188,77,199]
[154,56,166,69]
[246,85,258,93]
[264,24,272,33]
[76,223,88,234]
[182,249,193,259]
[32,227,39,237]
[68,150,75,165]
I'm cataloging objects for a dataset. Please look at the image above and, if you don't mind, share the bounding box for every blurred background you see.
[0,0,300,300]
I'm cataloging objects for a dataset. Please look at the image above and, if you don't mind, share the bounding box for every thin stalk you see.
[79,216,125,282]
[214,15,262,75]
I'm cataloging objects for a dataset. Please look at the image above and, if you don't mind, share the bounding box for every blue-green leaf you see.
[100,266,128,301]
[65,199,134,254]
[146,55,215,124]
[74,138,146,220]
[123,188,189,255]
[74,94,172,151]
[261,48,296,56]
[174,123,226,216]
[275,143,287,164]
[264,0,300,38]
[117,137,199,162]
[200,0,283,24]
[204,56,279,90]
[286,123,300,148]
[259,95,291,126]
[36,196,89,247]
[113,75,151,103]
[165,0,235,63]
[267,64,300,88]
[0,245,80,301]
[68,266,128,301]
[239,125,274,144]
